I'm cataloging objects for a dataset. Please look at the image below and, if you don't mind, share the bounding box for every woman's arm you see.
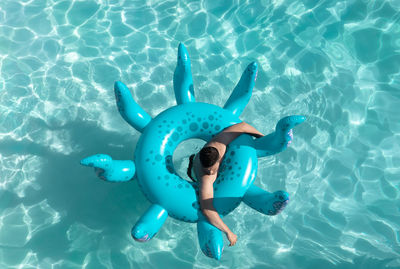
[199,173,238,246]
[205,122,264,166]
[198,122,262,245]
[238,122,264,138]
[199,175,232,234]
[208,122,263,147]
[229,121,264,138]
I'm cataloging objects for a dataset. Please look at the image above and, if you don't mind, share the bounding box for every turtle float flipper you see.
[242,185,289,216]
[197,214,224,260]
[132,204,168,242]
[114,81,152,133]
[173,43,195,105]
[80,154,135,182]
[223,62,258,117]
[255,115,306,157]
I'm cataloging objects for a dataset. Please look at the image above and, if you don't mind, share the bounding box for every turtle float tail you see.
[80,154,135,182]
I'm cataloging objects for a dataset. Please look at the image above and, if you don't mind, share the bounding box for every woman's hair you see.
[199,146,219,168]
[187,154,196,182]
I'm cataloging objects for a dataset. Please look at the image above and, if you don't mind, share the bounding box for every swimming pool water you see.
[0,0,399,268]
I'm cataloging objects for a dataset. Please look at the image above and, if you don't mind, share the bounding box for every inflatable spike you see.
[197,214,224,260]
[255,115,306,157]
[242,185,289,216]
[131,204,168,242]
[223,62,258,117]
[114,81,152,133]
[80,154,135,182]
[173,43,195,104]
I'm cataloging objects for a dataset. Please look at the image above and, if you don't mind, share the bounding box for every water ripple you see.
[1,0,400,268]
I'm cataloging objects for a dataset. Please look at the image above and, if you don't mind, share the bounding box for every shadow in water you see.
[0,119,149,262]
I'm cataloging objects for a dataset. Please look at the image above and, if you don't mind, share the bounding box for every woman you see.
[186,122,264,247]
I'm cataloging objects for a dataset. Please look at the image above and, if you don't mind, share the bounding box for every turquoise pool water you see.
[1,0,400,268]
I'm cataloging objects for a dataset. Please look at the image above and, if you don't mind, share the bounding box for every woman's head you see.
[199,146,219,168]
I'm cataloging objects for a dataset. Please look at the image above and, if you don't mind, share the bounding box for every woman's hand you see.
[226,231,238,246]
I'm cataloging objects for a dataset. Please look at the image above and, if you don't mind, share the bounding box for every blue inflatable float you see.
[81,43,305,260]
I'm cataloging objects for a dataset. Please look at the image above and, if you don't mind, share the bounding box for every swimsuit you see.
[190,153,199,182]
